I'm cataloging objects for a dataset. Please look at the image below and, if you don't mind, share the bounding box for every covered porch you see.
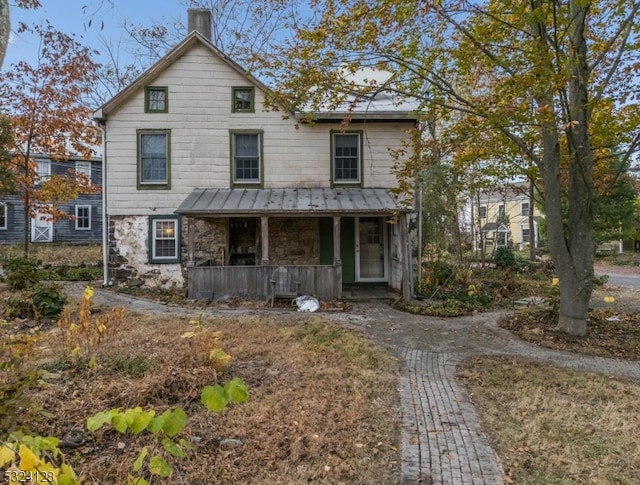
[175,188,412,301]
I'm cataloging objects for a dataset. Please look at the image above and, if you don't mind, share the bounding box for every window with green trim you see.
[138,130,170,189]
[0,202,6,230]
[231,131,262,186]
[145,87,168,113]
[232,87,255,113]
[332,132,361,185]
[149,216,180,263]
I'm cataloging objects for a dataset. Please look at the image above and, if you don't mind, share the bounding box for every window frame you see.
[498,204,506,218]
[75,161,92,182]
[231,87,255,113]
[331,130,363,187]
[145,86,168,113]
[0,202,6,230]
[230,130,263,187]
[137,129,171,190]
[149,215,181,263]
[479,206,487,219]
[521,201,530,216]
[35,160,51,184]
[75,205,91,230]
[522,226,531,243]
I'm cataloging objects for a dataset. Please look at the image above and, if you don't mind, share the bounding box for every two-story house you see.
[93,9,418,301]
[472,182,540,253]
[0,154,103,245]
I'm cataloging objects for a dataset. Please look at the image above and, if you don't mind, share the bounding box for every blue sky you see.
[4,0,187,68]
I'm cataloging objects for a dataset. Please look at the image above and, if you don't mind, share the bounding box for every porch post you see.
[186,217,195,267]
[261,216,269,265]
[399,212,411,300]
[333,216,342,299]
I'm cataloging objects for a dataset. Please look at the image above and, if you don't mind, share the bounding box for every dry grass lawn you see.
[2,297,400,484]
[457,356,640,484]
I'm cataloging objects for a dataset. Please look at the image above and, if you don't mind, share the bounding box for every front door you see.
[31,209,53,242]
[355,217,387,282]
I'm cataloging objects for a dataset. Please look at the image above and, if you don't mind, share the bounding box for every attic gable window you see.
[232,87,254,113]
[145,87,168,113]
[137,130,171,189]
[332,131,362,186]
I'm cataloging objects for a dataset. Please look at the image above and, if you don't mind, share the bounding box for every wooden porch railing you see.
[187,265,342,301]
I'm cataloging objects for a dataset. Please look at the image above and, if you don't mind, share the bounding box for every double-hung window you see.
[75,205,91,230]
[138,130,170,189]
[479,206,487,219]
[521,202,530,216]
[231,131,262,186]
[522,227,531,243]
[35,160,51,184]
[332,131,361,185]
[0,202,6,229]
[75,161,92,182]
[149,216,180,263]
[232,87,254,113]
[145,87,168,113]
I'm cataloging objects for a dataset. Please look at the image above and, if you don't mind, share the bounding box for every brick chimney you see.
[187,8,212,41]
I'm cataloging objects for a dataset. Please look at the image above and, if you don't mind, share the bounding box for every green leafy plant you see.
[87,378,248,483]
[32,283,67,319]
[3,257,42,290]
[493,246,515,269]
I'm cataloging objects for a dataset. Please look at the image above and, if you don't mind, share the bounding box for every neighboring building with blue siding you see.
[0,154,103,245]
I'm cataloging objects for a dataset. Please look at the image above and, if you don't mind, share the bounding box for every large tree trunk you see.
[532,1,594,336]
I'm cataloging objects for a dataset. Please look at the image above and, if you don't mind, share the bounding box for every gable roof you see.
[93,31,269,120]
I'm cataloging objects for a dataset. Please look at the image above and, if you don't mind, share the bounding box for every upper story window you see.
[137,130,171,189]
[498,204,506,218]
[0,202,6,229]
[232,87,255,113]
[75,161,92,182]
[36,160,51,183]
[230,131,262,186]
[332,131,361,185]
[479,206,487,219]
[149,216,180,263]
[75,205,91,230]
[521,201,530,216]
[145,87,168,113]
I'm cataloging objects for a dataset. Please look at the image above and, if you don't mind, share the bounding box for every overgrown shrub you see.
[3,256,42,290]
[33,283,67,319]
[493,246,516,269]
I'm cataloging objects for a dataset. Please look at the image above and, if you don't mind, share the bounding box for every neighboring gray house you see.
[0,154,103,245]
[93,9,418,300]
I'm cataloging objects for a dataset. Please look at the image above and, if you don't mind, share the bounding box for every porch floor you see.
[341,285,399,301]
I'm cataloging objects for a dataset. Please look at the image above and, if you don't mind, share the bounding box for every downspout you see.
[97,121,109,287]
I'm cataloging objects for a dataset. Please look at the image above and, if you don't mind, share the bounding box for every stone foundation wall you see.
[108,215,184,288]
[268,217,319,265]
[182,218,229,265]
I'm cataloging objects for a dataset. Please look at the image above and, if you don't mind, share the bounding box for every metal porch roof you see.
[175,188,411,216]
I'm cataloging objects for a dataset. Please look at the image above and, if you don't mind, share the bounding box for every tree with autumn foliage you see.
[0,22,101,255]
[260,0,640,336]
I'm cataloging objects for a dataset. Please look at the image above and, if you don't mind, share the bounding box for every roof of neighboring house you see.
[175,188,412,216]
[481,222,510,232]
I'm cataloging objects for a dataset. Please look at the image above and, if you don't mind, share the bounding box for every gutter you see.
[96,121,109,287]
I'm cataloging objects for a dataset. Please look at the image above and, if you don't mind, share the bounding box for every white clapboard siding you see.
[105,43,412,215]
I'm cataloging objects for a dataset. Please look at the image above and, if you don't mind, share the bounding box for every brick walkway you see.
[71,283,640,485]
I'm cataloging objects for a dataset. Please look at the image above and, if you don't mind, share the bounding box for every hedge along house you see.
[93,9,418,300]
